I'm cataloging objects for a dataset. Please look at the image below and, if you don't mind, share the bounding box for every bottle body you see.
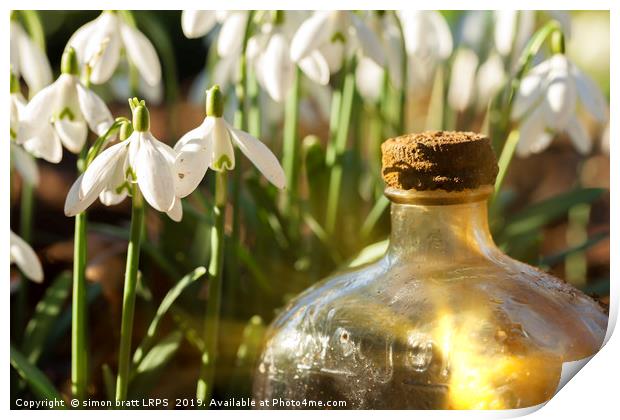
[253,191,607,409]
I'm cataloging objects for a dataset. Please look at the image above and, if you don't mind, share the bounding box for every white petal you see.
[428,11,453,59]
[76,82,114,135]
[182,10,217,39]
[10,22,21,77]
[290,11,333,62]
[565,118,592,155]
[85,13,122,85]
[210,119,235,171]
[217,12,248,58]
[99,188,128,206]
[66,18,98,64]
[355,56,384,102]
[476,53,505,110]
[11,143,39,186]
[10,231,43,282]
[54,119,88,154]
[12,22,53,93]
[166,196,183,222]
[22,124,63,164]
[10,93,27,137]
[448,48,479,112]
[542,57,576,130]
[384,20,403,89]
[319,41,345,74]
[297,51,330,86]
[227,122,286,189]
[18,79,62,140]
[80,140,129,200]
[516,113,552,157]
[212,52,239,89]
[351,14,385,67]
[134,133,176,212]
[512,73,545,120]
[493,11,518,56]
[259,33,294,102]
[174,118,214,197]
[571,64,608,122]
[120,21,162,86]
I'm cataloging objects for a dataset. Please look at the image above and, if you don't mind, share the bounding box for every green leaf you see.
[132,267,206,367]
[348,238,388,268]
[102,364,116,402]
[228,315,266,396]
[22,272,72,364]
[10,344,62,403]
[129,331,183,397]
[500,188,604,239]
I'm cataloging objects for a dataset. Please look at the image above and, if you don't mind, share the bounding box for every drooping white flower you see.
[17,48,114,163]
[397,10,452,93]
[10,72,40,185]
[511,54,608,157]
[181,10,219,39]
[174,85,286,197]
[355,12,404,102]
[447,48,479,112]
[494,11,571,65]
[247,11,331,102]
[10,231,43,283]
[10,20,53,94]
[65,100,183,221]
[475,52,506,110]
[66,11,161,87]
[290,11,386,79]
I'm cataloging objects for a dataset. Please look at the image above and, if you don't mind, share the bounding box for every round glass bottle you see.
[253,131,607,409]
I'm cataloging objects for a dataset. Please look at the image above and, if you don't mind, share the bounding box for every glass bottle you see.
[253,131,607,409]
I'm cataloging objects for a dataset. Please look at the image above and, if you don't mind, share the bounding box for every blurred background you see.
[10,10,609,405]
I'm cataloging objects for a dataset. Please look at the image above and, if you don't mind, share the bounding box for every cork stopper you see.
[381,131,498,191]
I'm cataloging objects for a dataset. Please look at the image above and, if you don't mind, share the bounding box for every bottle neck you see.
[386,187,499,263]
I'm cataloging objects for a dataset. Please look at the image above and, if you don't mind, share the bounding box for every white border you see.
[2,2,617,419]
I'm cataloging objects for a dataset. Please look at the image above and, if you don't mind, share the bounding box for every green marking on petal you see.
[331,31,346,44]
[213,154,233,171]
[57,107,76,121]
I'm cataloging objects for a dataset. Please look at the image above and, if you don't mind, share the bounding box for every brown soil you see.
[381,131,499,191]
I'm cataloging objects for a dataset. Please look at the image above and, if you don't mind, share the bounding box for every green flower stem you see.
[71,143,89,402]
[229,10,254,301]
[282,65,301,234]
[247,68,261,138]
[325,57,356,235]
[71,210,87,401]
[491,129,520,204]
[115,185,145,402]
[197,171,227,402]
[16,180,34,336]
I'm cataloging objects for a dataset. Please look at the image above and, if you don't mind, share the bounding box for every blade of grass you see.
[10,344,62,402]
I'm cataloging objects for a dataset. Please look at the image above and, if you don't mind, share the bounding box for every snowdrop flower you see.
[398,10,452,92]
[10,71,39,185]
[290,11,385,79]
[65,99,183,221]
[174,85,286,197]
[10,231,43,283]
[448,48,479,112]
[494,11,571,63]
[181,10,233,39]
[18,48,114,163]
[355,11,404,102]
[511,54,608,157]
[10,20,52,94]
[475,52,506,110]
[247,11,331,102]
[66,11,161,87]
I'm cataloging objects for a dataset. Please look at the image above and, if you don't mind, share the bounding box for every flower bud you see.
[61,47,79,76]
[550,30,565,55]
[119,120,134,141]
[132,105,150,132]
[206,85,224,118]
